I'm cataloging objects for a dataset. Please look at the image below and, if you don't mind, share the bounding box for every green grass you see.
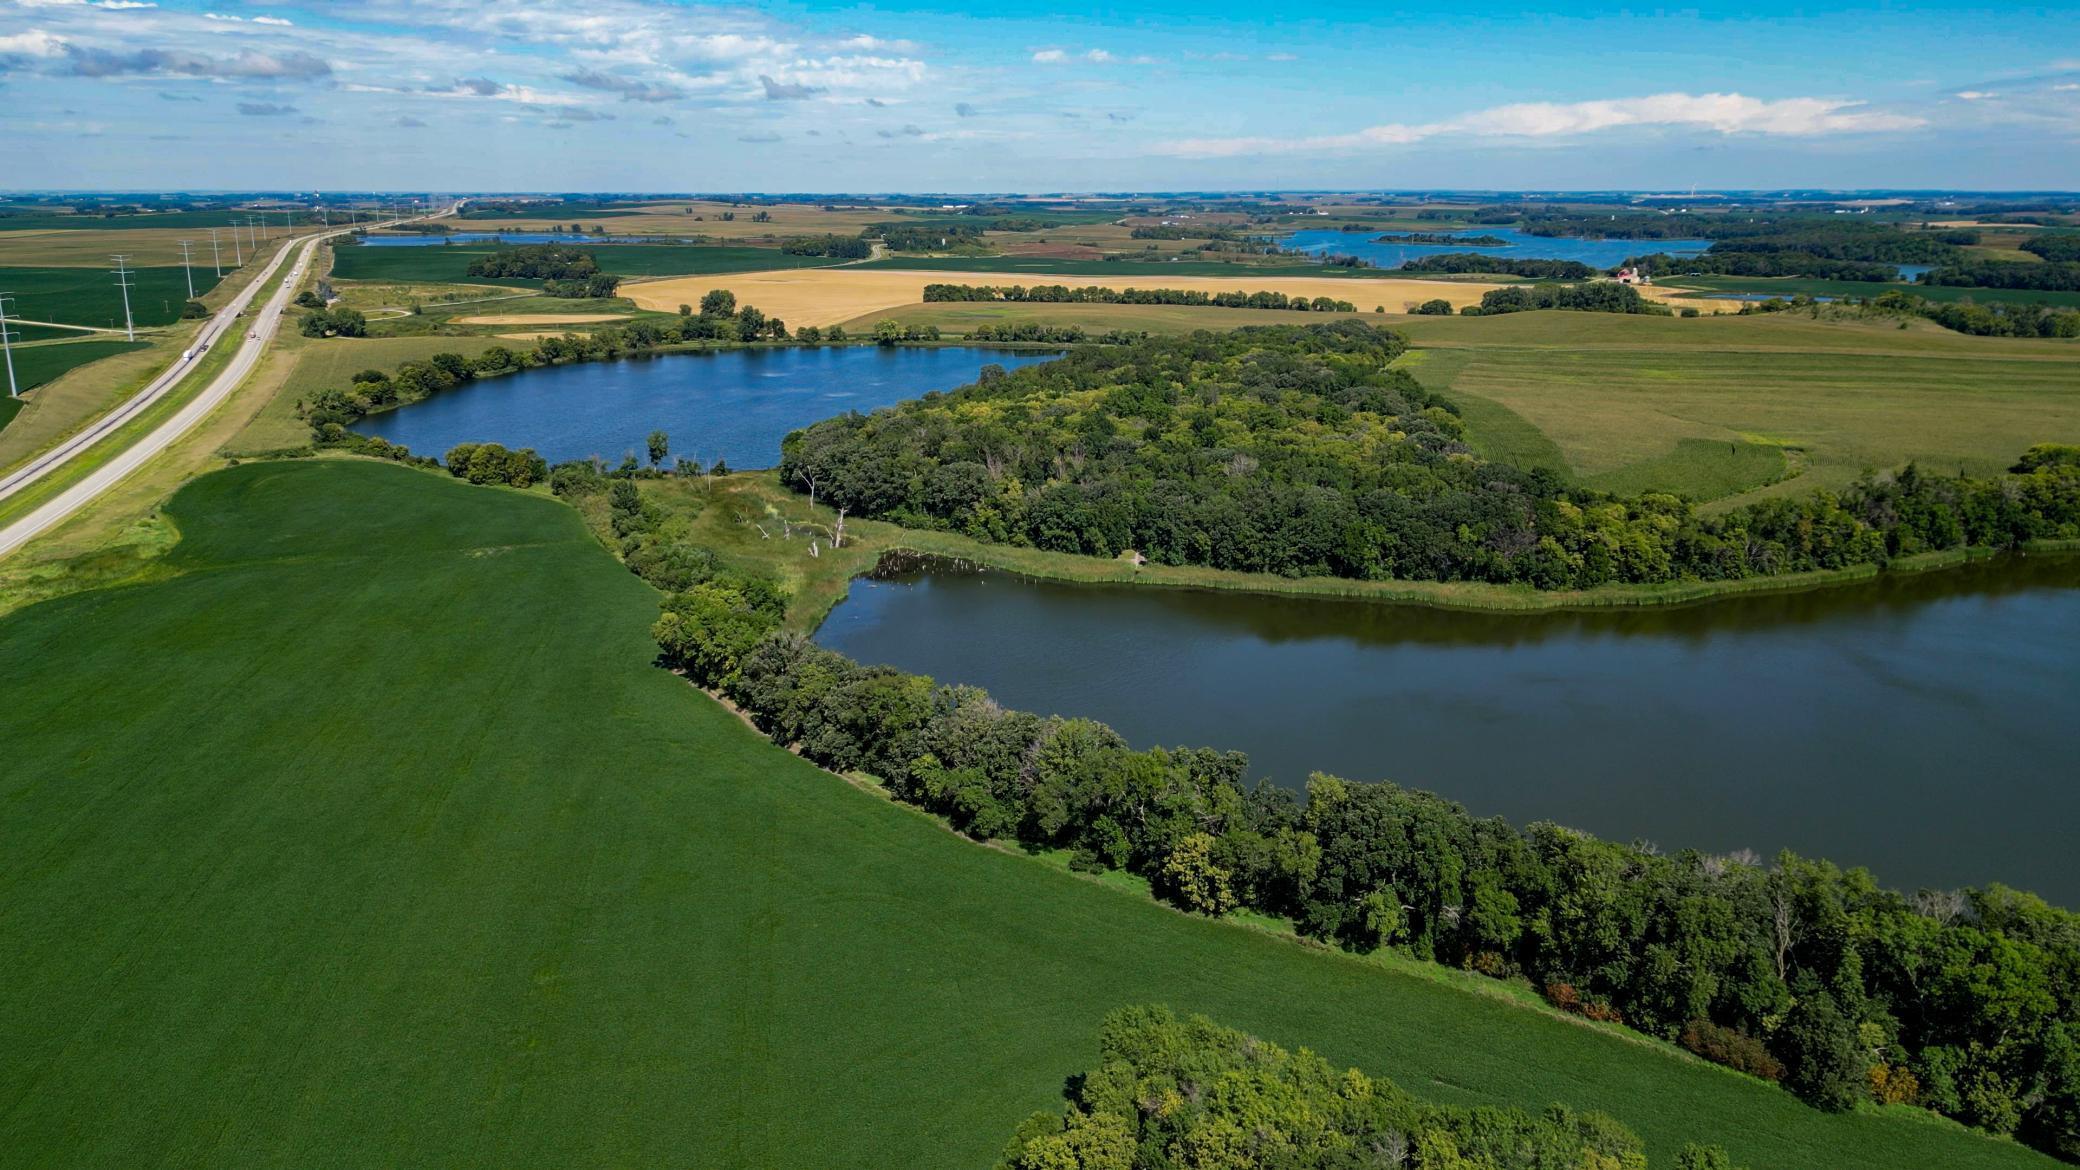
[1391,311,2080,504]
[1662,275,2080,310]
[0,209,274,231]
[0,458,2055,1169]
[0,394,18,432]
[331,244,837,285]
[0,264,222,328]
[5,339,150,395]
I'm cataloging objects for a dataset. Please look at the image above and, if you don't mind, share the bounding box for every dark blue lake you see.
[819,555,2080,903]
[357,346,1053,468]
[1278,227,1710,270]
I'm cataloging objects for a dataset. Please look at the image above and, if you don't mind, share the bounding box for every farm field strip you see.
[624,266,1506,326]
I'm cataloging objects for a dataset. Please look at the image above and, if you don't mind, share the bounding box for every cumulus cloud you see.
[1955,90,1997,100]
[453,76,503,96]
[0,30,69,59]
[203,12,293,26]
[1158,91,1928,157]
[1085,49,1113,63]
[1031,49,1066,63]
[758,73,823,100]
[236,100,296,116]
[562,66,684,103]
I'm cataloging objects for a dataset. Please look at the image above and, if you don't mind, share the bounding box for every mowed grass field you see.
[0,264,221,328]
[6,339,150,397]
[1656,276,2080,310]
[627,267,1502,326]
[0,458,2053,1170]
[460,198,896,239]
[330,243,836,285]
[1380,311,2080,503]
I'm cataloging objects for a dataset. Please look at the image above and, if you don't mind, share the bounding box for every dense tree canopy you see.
[1401,253,1598,279]
[923,282,1357,312]
[782,324,2080,590]
[1923,261,2080,293]
[997,1005,1696,1170]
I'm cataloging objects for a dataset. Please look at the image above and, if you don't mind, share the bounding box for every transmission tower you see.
[177,240,196,300]
[0,292,20,399]
[111,255,137,342]
[208,227,223,277]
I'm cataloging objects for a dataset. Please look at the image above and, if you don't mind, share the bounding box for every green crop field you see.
[0,209,280,232]
[0,395,18,432]
[1663,275,2080,310]
[0,265,221,328]
[1389,311,2080,502]
[0,458,2053,1170]
[846,299,1367,333]
[330,244,837,285]
[7,339,149,397]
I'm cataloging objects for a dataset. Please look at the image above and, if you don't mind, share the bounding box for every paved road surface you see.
[0,227,337,558]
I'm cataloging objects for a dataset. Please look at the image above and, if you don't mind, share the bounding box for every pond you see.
[356,346,1055,468]
[817,555,2080,903]
[1277,226,1711,270]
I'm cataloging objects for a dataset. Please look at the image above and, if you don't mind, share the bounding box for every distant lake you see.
[818,555,2080,903]
[357,232,685,247]
[1278,227,1710,270]
[357,346,1054,468]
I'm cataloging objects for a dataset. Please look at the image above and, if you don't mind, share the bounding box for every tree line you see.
[998,1005,1752,1169]
[922,283,1359,312]
[2022,234,2080,263]
[1621,251,1903,282]
[1466,282,1662,316]
[1401,253,1598,279]
[780,234,873,259]
[1743,290,2080,339]
[1375,232,1511,247]
[1923,261,2080,293]
[465,245,623,298]
[629,469,2080,1158]
[777,324,2080,590]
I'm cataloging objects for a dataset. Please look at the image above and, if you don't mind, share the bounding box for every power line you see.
[177,239,196,300]
[0,292,20,399]
[230,219,244,266]
[111,254,136,343]
[208,227,223,277]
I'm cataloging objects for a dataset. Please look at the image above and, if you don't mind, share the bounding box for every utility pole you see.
[177,239,196,300]
[0,292,20,399]
[111,255,136,342]
[230,220,244,266]
[208,227,223,277]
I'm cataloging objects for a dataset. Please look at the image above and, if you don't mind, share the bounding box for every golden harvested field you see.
[449,312,628,325]
[624,267,1506,326]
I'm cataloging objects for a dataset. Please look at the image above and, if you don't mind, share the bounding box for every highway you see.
[0,212,439,559]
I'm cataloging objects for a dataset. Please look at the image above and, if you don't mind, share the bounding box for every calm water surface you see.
[818,557,2080,902]
[1278,226,1710,269]
[359,346,1052,467]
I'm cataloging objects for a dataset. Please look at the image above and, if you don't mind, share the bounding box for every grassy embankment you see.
[1659,275,2080,309]
[0,457,2055,1170]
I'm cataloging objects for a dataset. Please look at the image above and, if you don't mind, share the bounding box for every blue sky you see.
[3,0,2077,191]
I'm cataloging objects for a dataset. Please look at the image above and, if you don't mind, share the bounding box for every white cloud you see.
[1031,49,1066,63]
[1159,91,1929,157]
[0,29,68,58]
[1954,90,1996,100]
[1085,49,1112,63]
[2056,83,2080,92]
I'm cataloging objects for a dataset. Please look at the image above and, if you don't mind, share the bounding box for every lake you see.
[1277,226,1711,270]
[818,555,2080,903]
[357,346,1054,468]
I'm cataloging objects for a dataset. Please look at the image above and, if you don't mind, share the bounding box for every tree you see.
[873,318,903,345]
[1779,977,1867,1112]
[699,288,737,317]
[647,430,669,469]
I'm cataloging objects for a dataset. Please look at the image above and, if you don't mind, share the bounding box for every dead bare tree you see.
[832,506,847,549]
[796,468,819,512]
[1770,878,1796,982]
